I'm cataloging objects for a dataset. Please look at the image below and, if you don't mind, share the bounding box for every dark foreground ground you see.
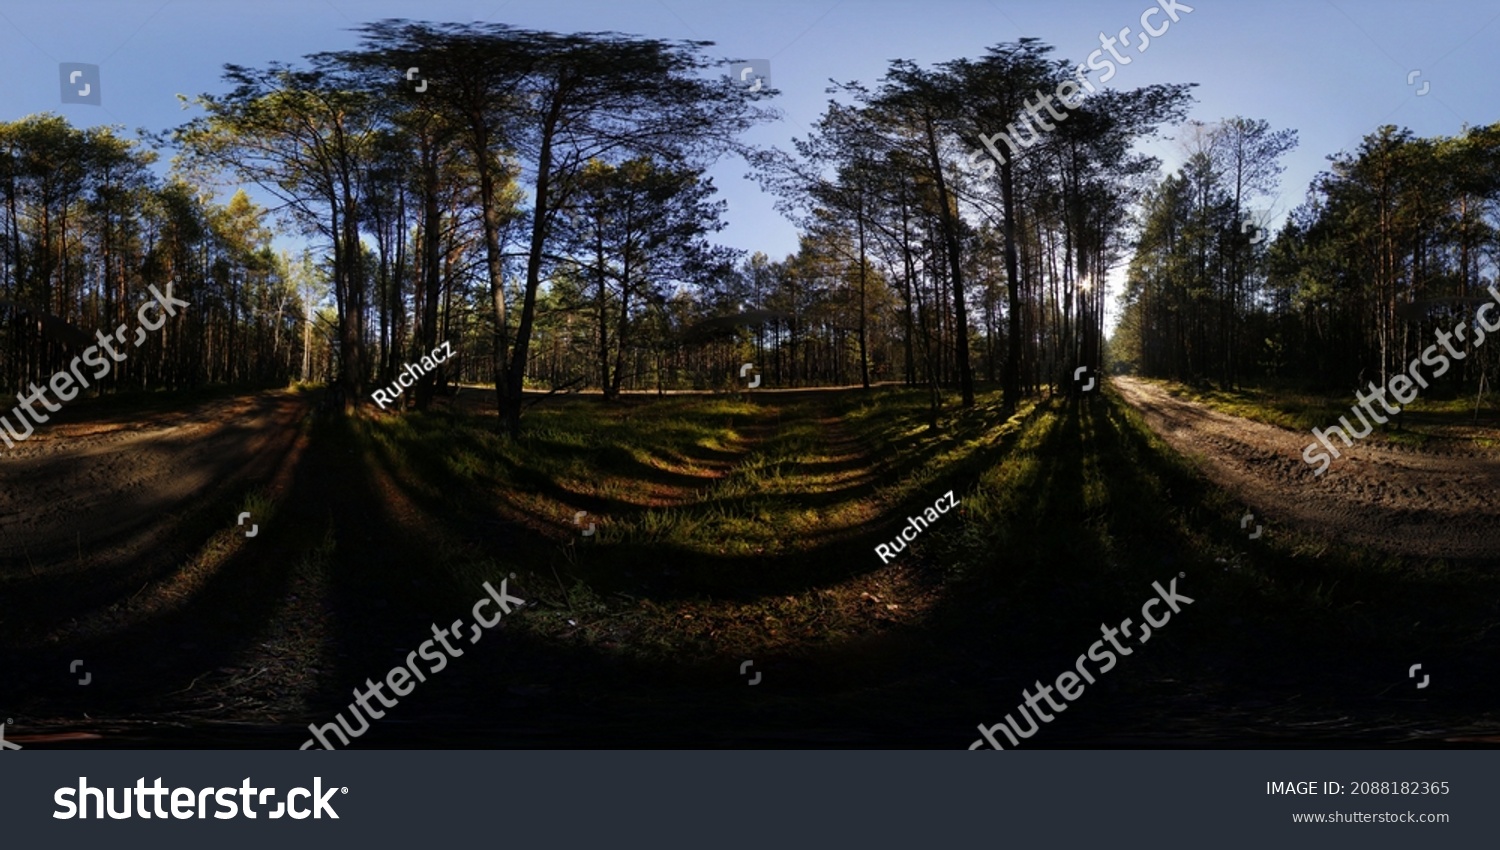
[2,381,1499,748]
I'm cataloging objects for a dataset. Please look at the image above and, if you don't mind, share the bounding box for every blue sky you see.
[0,0,1495,325]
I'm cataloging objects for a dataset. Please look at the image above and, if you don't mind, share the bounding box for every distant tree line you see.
[0,116,316,397]
[174,20,769,434]
[754,40,1191,423]
[170,25,1200,432]
[1115,121,1500,397]
[4,22,1214,435]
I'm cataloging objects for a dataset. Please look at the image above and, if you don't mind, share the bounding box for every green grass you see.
[21,379,1497,743]
[317,382,1500,741]
[1146,375,1500,448]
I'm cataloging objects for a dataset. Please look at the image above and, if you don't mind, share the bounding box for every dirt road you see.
[0,392,307,571]
[1113,377,1500,560]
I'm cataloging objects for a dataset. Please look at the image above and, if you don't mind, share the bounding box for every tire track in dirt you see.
[1113,377,1500,560]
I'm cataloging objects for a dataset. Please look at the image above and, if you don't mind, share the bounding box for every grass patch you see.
[321,382,1500,744]
[1145,375,1500,447]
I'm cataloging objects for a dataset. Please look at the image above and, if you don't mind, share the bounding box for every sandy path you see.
[1113,377,1500,560]
[0,392,307,570]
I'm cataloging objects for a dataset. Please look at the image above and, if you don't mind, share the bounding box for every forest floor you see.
[4,380,1500,748]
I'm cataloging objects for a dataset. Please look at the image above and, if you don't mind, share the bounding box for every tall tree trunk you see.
[1000,157,1022,414]
[505,91,566,437]
[921,111,973,407]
